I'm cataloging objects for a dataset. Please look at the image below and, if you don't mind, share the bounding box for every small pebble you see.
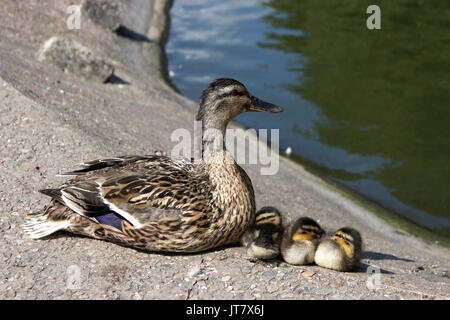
[187,267,202,278]
[330,279,344,288]
[302,271,315,278]
[221,276,231,282]
[414,266,425,272]
[266,283,278,293]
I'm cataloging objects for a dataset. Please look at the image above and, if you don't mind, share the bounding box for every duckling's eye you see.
[335,233,353,245]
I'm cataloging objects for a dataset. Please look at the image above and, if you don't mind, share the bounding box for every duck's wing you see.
[58,155,166,176]
[43,156,212,229]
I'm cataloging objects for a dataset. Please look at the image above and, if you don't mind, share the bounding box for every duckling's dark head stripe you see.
[301,225,322,235]
[255,207,282,226]
[256,206,281,216]
[255,214,281,226]
[292,217,322,233]
[334,232,354,243]
[335,228,362,246]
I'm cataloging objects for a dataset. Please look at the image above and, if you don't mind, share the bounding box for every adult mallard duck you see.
[23,78,282,253]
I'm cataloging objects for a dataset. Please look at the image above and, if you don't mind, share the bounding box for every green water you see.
[166,0,450,239]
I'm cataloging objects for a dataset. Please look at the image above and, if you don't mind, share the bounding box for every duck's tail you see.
[22,200,71,239]
[22,213,71,239]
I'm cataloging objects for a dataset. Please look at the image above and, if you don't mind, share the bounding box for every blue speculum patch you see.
[95,212,123,231]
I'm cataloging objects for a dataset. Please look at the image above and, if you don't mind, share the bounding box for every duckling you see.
[241,206,283,260]
[281,217,324,265]
[314,227,363,272]
[22,78,282,253]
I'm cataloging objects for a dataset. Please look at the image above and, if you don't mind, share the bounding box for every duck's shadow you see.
[140,243,242,257]
[357,250,415,275]
[38,231,239,257]
[364,251,414,262]
[32,234,405,275]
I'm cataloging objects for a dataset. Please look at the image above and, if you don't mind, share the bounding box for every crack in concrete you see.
[186,258,204,300]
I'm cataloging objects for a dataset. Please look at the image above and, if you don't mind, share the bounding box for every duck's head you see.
[333,227,362,259]
[197,78,282,131]
[290,217,324,242]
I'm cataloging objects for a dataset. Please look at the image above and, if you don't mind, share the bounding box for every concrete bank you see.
[0,0,448,299]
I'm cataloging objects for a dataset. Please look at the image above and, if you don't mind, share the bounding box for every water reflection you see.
[166,0,450,237]
[259,0,450,235]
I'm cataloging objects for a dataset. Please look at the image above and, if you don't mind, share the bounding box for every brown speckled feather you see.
[25,153,255,252]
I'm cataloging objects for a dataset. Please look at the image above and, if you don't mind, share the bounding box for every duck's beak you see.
[248,96,283,113]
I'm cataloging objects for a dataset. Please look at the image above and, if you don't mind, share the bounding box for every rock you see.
[330,279,344,288]
[37,37,114,83]
[414,266,425,272]
[187,267,202,278]
[82,0,122,31]
[266,282,279,293]
[302,271,315,278]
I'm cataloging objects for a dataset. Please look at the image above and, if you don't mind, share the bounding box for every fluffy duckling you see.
[314,227,363,272]
[241,207,283,260]
[281,217,324,265]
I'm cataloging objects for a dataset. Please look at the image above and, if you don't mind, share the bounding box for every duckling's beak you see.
[248,96,283,113]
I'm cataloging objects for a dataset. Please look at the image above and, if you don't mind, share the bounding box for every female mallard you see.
[22,78,282,253]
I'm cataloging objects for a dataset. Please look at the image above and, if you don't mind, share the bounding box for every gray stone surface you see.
[0,0,449,300]
[37,37,114,83]
[82,0,122,31]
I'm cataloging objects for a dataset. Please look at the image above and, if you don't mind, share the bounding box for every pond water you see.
[165,0,450,239]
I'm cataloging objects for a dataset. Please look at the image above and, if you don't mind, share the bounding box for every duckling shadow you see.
[364,251,414,262]
[115,25,151,42]
[359,262,395,275]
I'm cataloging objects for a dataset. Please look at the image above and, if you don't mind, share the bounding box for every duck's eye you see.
[243,103,251,109]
